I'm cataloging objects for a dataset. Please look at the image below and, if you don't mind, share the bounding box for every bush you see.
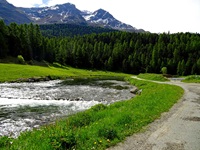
[50,131,76,150]
[17,55,25,64]
[161,67,167,74]
[98,126,118,140]
[69,112,93,127]
[91,104,107,112]
[182,75,200,83]
[138,73,169,82]
[0,136,13,148]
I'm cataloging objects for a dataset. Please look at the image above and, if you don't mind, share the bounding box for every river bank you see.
[0,77,183,150]
[108,79,200,150]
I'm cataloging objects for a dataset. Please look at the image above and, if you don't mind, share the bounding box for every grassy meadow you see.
[0,63,128,82]
[137,73,169,82]
[0,63,184,150]
[182,75,200,83]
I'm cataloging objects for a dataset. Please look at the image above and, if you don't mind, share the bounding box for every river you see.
[0,79,134,137]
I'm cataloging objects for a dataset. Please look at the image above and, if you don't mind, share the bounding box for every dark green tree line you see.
[0,20,199,75]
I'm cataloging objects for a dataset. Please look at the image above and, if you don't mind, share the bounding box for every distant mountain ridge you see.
[20,3,87,25]
[81,9,136,31]
[0,0,145,32]
[0,0,31,24]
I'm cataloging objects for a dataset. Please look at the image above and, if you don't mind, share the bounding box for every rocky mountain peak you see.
[82,8,138,31]
[0,0,145,32]
[0,0,31,24]
[20,2,86,24]
[0,0,8,4]
[93,9,114,20]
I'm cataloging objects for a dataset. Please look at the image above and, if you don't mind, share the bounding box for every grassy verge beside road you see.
[182,75,200,83]
[0,63,184,149]
[137,73,169,82]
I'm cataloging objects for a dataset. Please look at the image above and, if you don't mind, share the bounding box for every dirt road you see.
[108,79,200,150]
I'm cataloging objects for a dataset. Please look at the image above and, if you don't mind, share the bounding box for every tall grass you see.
[0,63,128,82]
[182,75,200,83]
[0,76,183,150]
[137,73,169,82]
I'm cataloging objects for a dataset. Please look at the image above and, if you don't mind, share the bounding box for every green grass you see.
[0,73,184,150]
[137,73,169,82]
[182,75,200,83]
[0,63,128,82]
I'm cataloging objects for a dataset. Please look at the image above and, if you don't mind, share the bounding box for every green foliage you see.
[0,136,13,149]
[40,23,116,37]
[0,20,8,58]
[91,104,107,112]
[0,20,199,75]
[182,75,200,83]
[68,111,93,127]
[98,126,118,140]
[50,130,76,150]
[138,73,169,81]
[0,77,184,149]
[177,60,186,76]
[0,63,128,82]
[17,55,25,64]
[161,67,167,74]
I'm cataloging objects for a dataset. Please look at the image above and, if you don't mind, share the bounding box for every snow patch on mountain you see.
[31,16,41,21]
[83,14,95,21]
[81,8,138,31]
[17,2,144,32]
[49,6,59,10]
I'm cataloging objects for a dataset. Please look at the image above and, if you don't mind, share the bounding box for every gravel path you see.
[108,78,200,150]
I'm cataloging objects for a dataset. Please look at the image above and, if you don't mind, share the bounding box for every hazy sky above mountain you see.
[7,0,200,33]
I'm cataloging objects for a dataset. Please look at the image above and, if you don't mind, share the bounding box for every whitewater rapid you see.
[0,79,134,137]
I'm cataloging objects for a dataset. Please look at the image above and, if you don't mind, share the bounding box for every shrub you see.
[17,55,25,64]
[0,136,13,148]
[138,73,169,81]
[27,60,34,65]
[161,67,167,74]
[98,126,118,140]
[50,131,76,150]
[116,113,132,125]
[182,75,200,83]
[91,104,107,112]
[69,112,93,127]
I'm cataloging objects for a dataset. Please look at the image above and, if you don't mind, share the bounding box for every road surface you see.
[108,78,200,150]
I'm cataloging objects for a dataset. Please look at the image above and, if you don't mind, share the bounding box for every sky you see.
[7,0,200,33]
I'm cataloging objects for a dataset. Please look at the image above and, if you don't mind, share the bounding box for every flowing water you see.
[0,79,134,137]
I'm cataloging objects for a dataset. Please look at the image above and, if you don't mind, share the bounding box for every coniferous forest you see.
[0,20,200,75]
[39,23,116,38]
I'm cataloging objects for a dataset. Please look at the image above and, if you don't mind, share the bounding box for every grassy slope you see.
[0,63,184,150]
[0,63,127,82]
[182,75,200,83]
[137,73,169,82]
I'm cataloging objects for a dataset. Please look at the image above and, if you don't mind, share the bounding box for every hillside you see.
[0,22,199,75]
[19,3,142,32]
[0,0,144,32]
[0,0,31,24]
[39,23,117,37]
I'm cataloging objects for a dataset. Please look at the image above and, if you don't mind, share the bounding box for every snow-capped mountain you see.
[81,9,136,31]
[19,3,144,32]
[0,0,144,32]
[20,3,87,25]
[0,0,31,24]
